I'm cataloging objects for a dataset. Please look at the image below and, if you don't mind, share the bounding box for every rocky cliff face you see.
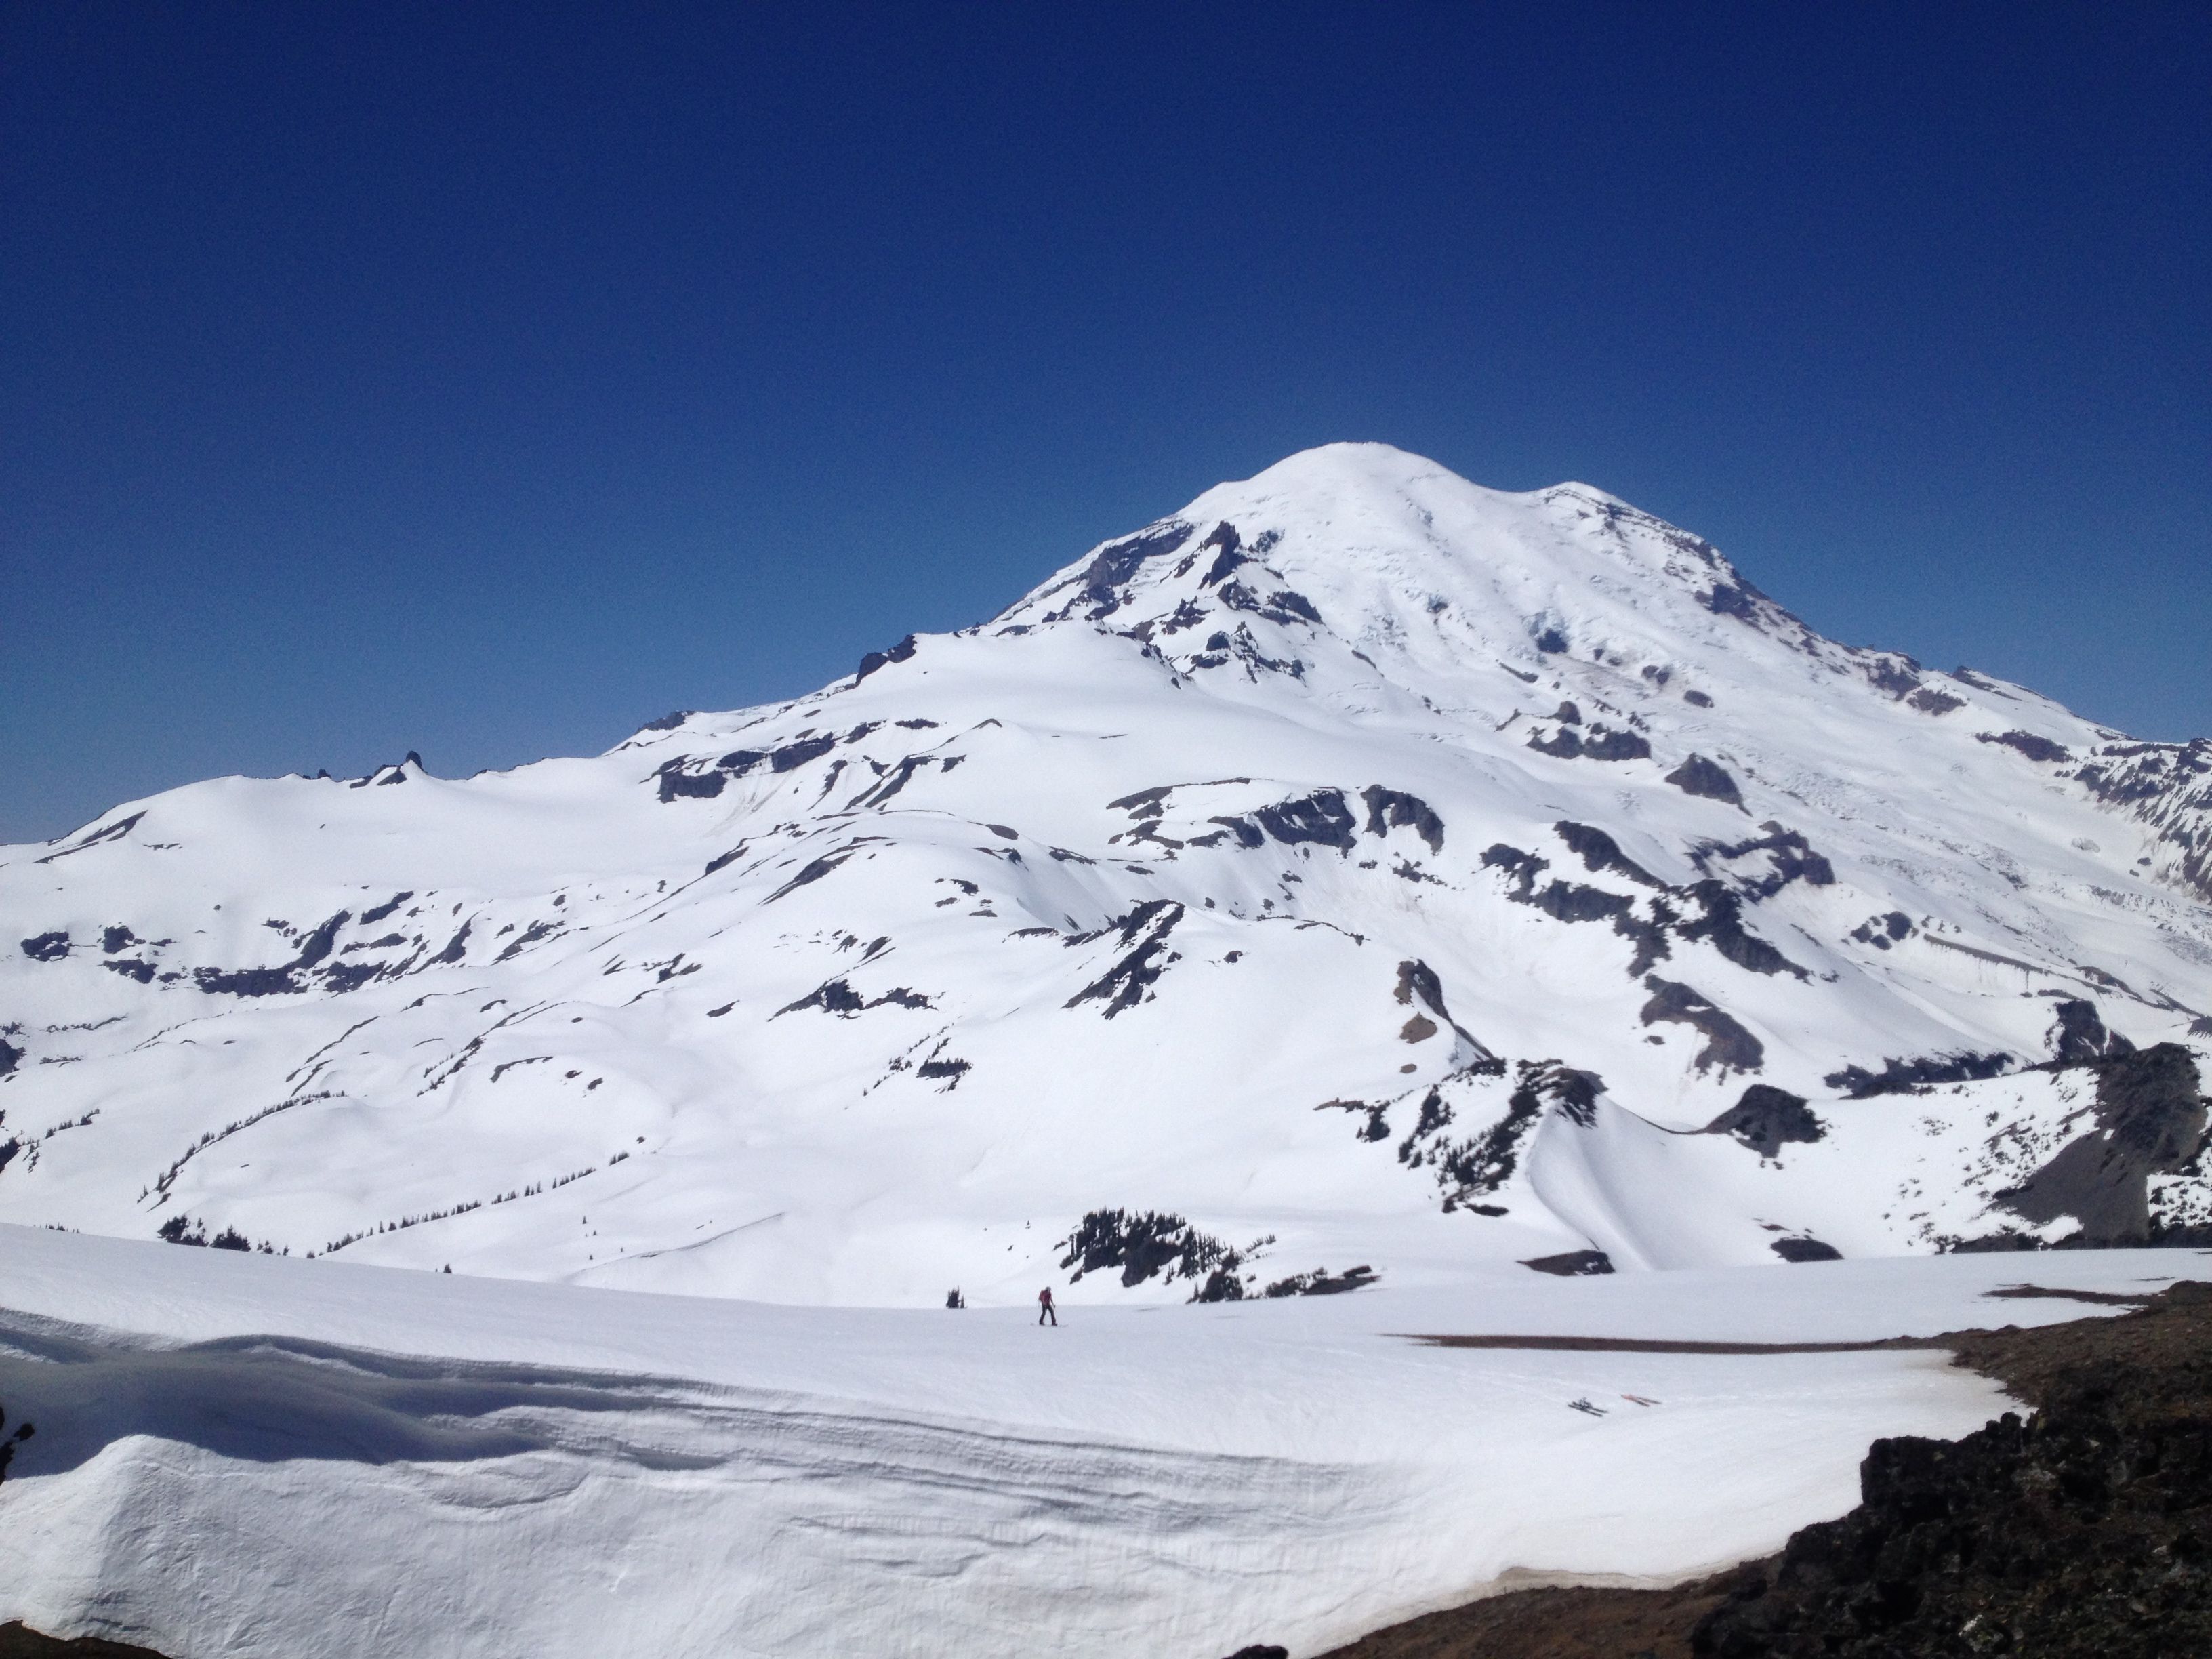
[1695,1282,2212,1659]
[3,444,2209,1301]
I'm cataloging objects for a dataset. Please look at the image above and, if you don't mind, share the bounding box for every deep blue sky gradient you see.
[5,2,2207,843]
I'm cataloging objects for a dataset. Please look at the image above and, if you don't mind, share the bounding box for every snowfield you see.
[3,1225,2202,1658]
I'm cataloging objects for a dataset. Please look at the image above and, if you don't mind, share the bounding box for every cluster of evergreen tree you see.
[156,1212,269,1252]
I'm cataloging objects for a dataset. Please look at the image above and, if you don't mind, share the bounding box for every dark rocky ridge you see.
[1668,753,1744,807]
[1992,1043,2208,1245]
[1519,1248,1614,1276]
[1692,1279,2212,1658]
[1309,1279,2212,1659]
[2068,737,2212,905]
[1481,821,1822,991]
[1704,1084,1824,1159]
[0,1629,168,1659]
[1825,1050,2013,1098]
[1642,977,1765,1077]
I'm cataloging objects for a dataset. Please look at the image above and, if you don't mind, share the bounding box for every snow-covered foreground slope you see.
[2,443,2209,1301]
[2,1227,2200,1659]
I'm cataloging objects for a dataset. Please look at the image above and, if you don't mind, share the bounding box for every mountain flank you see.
[3,443,2208,1302]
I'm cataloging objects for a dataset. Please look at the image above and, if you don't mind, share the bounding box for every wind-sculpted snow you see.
[1,443,2209,1303]
[1,1227,2198,1659]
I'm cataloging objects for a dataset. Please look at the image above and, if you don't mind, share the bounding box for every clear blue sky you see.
[5,2,2206,844]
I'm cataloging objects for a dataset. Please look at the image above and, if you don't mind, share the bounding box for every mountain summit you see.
[4,446,2208,1300]
[998,442,1796,667]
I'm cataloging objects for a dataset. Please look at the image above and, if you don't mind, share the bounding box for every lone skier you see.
[1037,1286,1057,1326]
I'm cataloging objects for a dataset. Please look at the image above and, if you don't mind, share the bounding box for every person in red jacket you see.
[1037,1286,1057,1326]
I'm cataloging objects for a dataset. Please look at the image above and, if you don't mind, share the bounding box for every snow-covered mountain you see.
[5,443,2208,1302]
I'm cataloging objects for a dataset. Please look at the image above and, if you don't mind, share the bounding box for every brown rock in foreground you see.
[1317,1279,2212,1659]
[0,1627,168,1659]
[1309,1564,1770,1659]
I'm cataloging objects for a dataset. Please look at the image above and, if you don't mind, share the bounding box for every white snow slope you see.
[3,443,2209,1302]
[1,1226,2202,1659]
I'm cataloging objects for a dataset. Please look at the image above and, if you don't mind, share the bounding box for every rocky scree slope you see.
[1692,1279,2212,1658]
[3,444,2209,1303]
[1313,1277,2212,1659]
